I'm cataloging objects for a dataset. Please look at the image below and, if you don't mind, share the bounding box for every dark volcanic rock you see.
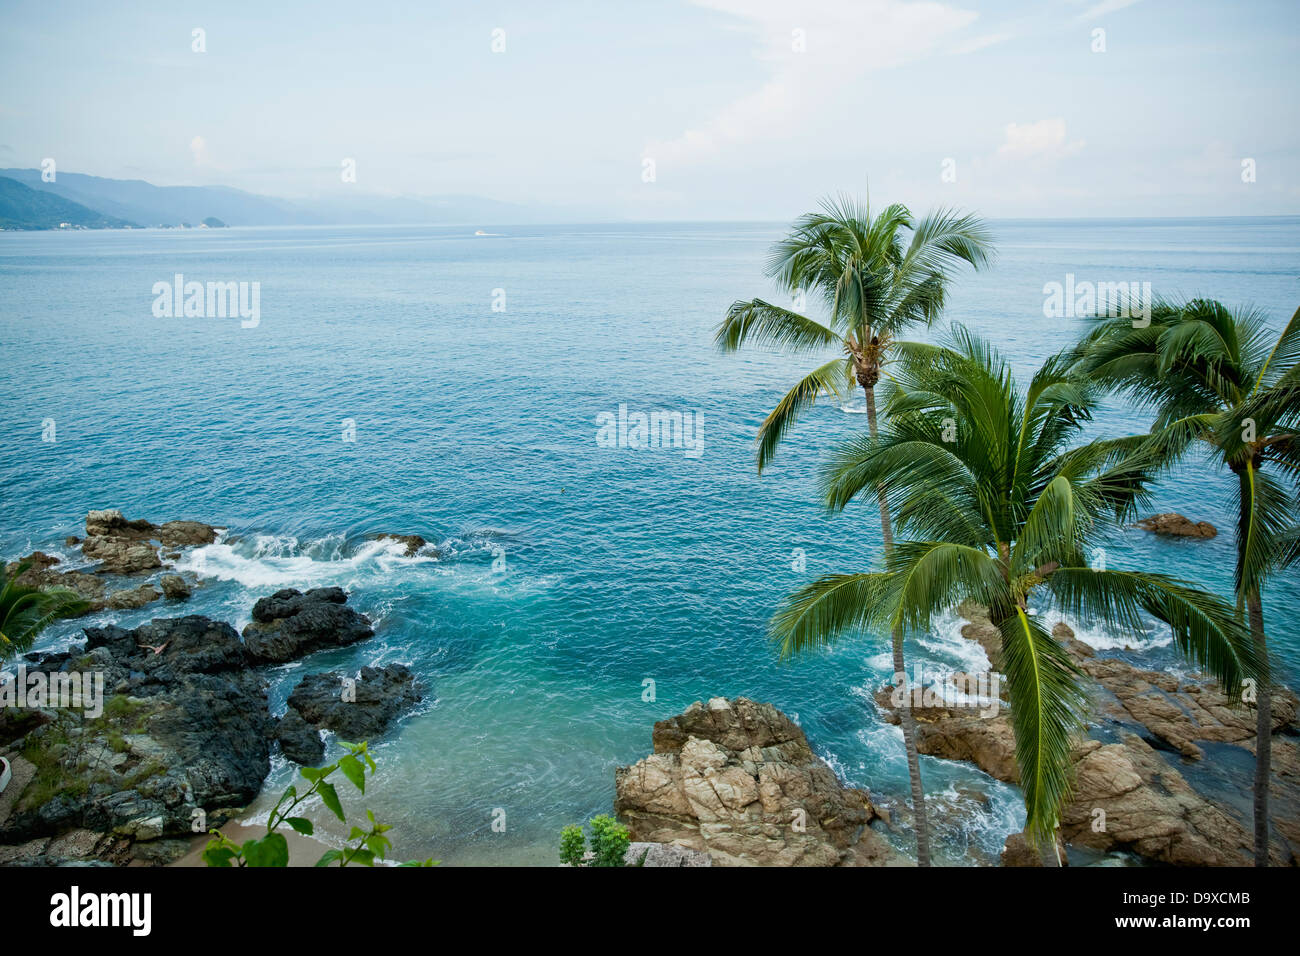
[274,710,325,765]
[286,664,423,743]
[0,615,271,854]
[241,587,374,664]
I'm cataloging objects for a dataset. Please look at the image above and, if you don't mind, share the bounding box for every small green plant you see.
[559,823,585,867]
[202,740,436,867]
[558,814,631,867]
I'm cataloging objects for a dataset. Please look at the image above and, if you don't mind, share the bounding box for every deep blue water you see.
[1,218,1297,864]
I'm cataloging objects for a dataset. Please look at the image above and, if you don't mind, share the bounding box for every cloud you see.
[953,32,1013,54]
[189,135,209,166]
[997,119,1085,159]
[1072,0,1143,23]
[644,0,981,169]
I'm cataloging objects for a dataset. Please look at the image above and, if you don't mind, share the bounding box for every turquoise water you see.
[1,218,1297,865]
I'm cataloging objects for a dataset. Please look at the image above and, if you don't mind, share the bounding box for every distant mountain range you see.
[0,176,139,230]
[0,169,557,230]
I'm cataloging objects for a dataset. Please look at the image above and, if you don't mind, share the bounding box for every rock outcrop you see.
[5,553,106,612]
[80,508,219,575]
[5,508,218,616]
[624,842,713,867]
[615,696,907,866]
[1135,513,1218,539]
[876,610,1299,866]
[0,573,406,864]
[0,616,271,862]
[372,534,432,557]
[241,587,374,664]
[284,664,423,749]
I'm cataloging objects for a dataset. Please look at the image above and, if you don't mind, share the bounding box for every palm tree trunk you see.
[1248,590,1271,866]
[865,384,932,867]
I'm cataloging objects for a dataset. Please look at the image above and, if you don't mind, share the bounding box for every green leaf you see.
[318,781,345,822]
[315,849,343,867]
[285,816,314,836]
[346,848,376,867]
[339,754,366,793]
[241,833,290,868]
[201,845,237,868]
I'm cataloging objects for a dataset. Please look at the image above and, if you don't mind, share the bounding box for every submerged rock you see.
[241,587,374,664]
[372,533,432,557]
[615,696,907,867]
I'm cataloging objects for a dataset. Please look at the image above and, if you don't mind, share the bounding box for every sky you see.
[1,0,1298,220]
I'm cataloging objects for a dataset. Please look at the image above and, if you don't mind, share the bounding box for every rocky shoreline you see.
[2,510,1295,867]
[871,604,1299,866]
[0,510,426,866]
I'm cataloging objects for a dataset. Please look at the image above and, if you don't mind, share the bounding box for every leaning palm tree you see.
[716,194,992,866]
[1068,298,1300,865]
[770,328,1265,858]
[0,561,86,661]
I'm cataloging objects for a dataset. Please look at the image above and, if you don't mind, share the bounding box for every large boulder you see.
[106,583,161,609]
[81,537,162,575]
[241,587,374,664]
[624,842,713,867]
[615,696,907,867]
[284,664,423,747]
[274,710,325,766]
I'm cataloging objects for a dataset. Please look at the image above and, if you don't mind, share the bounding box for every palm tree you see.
[1067,298,1300,865]
[0,561,86,662]
[716,194,993,866]
[769,327,1265,858]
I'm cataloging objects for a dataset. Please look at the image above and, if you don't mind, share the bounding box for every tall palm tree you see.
[0,561,86,661]
[769,327,1265,857]
[1067,298,1300,865]
[716,194,993,866]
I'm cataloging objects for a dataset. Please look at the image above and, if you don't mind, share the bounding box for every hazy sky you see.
[2,0,1298,219]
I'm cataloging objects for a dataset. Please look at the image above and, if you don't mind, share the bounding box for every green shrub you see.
[558,814,631,867]
[559,823,586,867]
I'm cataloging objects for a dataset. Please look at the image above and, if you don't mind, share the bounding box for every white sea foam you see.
[1056,614,1172,652]
[172,533,438,590]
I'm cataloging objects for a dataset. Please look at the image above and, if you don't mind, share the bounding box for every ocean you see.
[2,217,1297,865]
